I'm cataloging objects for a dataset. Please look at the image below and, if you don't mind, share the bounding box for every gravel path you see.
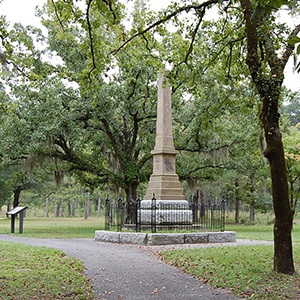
[0,235,272,299]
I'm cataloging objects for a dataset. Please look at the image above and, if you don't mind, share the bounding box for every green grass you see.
[226,224,273,240]
[0,217,104,238]
[0,241,95,300]
[160,244,300,299]
[226,222,300,242]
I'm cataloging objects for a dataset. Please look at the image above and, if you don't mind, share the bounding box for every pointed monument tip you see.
[158,71,171,90]
[159,69,171,79]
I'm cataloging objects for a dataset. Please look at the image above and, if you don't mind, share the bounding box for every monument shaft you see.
[144,73,185,201]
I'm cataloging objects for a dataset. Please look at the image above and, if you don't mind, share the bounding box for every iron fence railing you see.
[105,197,125,231]
[104,196,225,233]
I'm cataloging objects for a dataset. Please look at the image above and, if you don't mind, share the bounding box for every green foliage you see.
[1,0,164,203]
[283,123,300,214]
[255,0,290,10]
[0,176,10,206]
[0,242,95,299]
[0,0,298,224]
[283,93,300,126]
[287,32,300,57]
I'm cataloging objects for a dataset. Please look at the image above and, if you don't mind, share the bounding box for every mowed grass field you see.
[0,215,105,238]
[226,222,300,242]
[0,215,103,299]
[0,242,95,300]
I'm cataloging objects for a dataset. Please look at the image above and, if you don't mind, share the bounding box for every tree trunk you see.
[13,187,23,208]
[264,131,294,274]
[55,202,60,217]
[45,197,50,218]
[289,177,299,218]
[249,172,255,225]
[97,197,101,218]
[125,182,138,224]
[235,179,240,223]
[192,189,203,222]
[259,62,294,275]
[68,201,71,217]
[249,202,255,225]
[84,192,90,220]
[239,0,296,274]
[71,202,76,217]
[199,189,206,218]
[60,200,64,217]
[6,202,10,217]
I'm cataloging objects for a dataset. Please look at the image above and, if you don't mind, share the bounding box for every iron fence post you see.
[117,197,124,231]
[151,195,156,233]
[136,197,141,232]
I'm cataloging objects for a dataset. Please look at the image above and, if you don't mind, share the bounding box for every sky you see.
[0,0,299,92]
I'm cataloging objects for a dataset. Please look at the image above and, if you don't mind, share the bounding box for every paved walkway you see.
[0,235,272,299]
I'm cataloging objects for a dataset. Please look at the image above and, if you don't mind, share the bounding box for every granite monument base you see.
[139,199,192,225]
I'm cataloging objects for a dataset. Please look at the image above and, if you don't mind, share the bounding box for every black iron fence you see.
[105,197,125,231]
[105,196,225,233]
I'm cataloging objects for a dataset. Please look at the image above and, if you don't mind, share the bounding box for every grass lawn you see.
[0,242,95,300]
[159,222,300,299]
[160,244,300,299]
[0,216,104,238]
[226,222,300,242]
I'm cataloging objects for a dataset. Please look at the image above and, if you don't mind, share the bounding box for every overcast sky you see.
[0,0,299,92]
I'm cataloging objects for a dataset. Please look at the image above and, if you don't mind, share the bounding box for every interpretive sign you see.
[6,206,28,233]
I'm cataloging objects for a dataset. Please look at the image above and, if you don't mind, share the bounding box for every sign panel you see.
[6,206,28,215]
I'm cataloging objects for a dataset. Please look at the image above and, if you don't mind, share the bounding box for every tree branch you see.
[182,9,205,65]
[239,0,261,83]
[111,0,228,55]
[50,0,65,31]
[100,117,123,162]
[102,0,117,23]
[204,35,245,72]
[281,24,300,69]
[86,0,97,78]
[262,34,280,73]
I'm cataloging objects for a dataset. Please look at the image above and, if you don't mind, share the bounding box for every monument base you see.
[95,231,237,245]
[144,174,186,201]
[139,200,192,225]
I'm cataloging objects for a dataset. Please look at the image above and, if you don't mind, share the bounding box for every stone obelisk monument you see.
[144,72,185,201]
[141,72,191,226]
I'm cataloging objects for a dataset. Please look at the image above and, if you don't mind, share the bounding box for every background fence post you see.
[221,199,225,232]
[105,197,110,230]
